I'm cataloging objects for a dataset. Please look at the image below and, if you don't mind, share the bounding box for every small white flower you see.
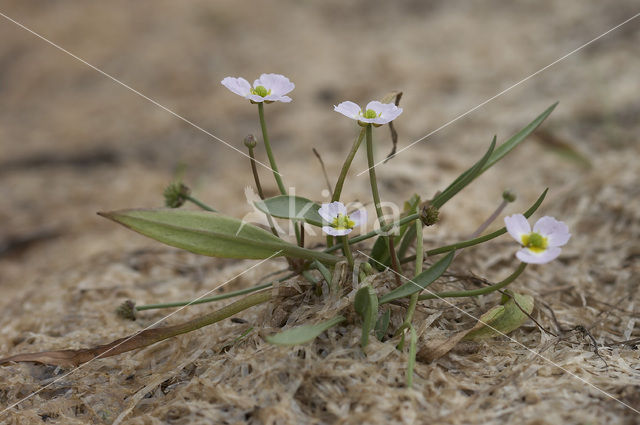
[318,202,366,236]
[504,214,571,264]
[334,100,402,126]
[221,73,294,103]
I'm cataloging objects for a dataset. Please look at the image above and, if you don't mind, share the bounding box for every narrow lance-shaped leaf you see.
[432,103,557,209]
[480,102,558,173]
[266,316,346,346]
[99,209,338,264]
[354,285,379,348]
[379,251,455,304]
[254,195,324,227]
[431,137,496,209]
[0,291,272,367]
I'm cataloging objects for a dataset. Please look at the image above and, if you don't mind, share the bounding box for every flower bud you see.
[244,134,258,149]
[116,300,137,321]
[163,181,191,208]
[420,205,439,226]
[502,189,517,203]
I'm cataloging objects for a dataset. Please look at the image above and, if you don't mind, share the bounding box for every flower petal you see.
[318,202,347,223]
[328,201,347,217]
[516,246,561,264]
[317,205,335,222]
[323,226,352,236]
[366,101,403,125]
[378,107,403,124]
[334,101,362,119]
[365,101,386,113]
[504,214,531,244]
[255,73,295,96]
[348,209,367,228]
[533,216,571,247]
[247,94,265,103]
[264,94,292,103]
[221,77,251,97]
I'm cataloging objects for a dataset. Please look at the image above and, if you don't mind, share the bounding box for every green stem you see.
[365,124,402,282]
[258,102,302,245]
[405,220,424,322]
[397,220,423,348]
[247,142,279,237]
[326,235,334,249]
[71,291,272,362]
[341,236,354,269]
[418,262,527,301]
[185,195,217,212]
[135,273,294,311]
[332,128,366,202]
[468,199,508,239]
[365,124,385,227]
[258,102,287,195]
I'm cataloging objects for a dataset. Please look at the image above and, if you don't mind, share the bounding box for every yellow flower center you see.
[251,85,270,97]
[362,109,379,119]
[331,213,355,230]
[521,232,548,253]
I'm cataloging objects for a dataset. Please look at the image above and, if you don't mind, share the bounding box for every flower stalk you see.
[258,102,287,195]
[332,128,366,203]
[418,262,527,301]
[365,124,402,284]
[397,219,423,350]
[341,235,354,268]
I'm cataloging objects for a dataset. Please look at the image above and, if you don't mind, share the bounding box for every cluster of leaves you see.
[1,75,561,388]
[99,101,556,383]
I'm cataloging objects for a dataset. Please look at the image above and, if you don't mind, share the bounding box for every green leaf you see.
[432,103,557,209]
[99,209,338,264]
[480,102,558,174]
[313,260,332,287]
[379,251,455,304]
[417,291,534,362]
[375,308,391,341]
[431,137,496,209]
[368,237,390,271]
[254,195,324,227]
[354,285,379,347]
[265,315,345,346]
[463,291,534,341]
[407,325,417,388]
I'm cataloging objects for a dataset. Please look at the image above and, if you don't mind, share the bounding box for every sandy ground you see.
[1,1,639,424]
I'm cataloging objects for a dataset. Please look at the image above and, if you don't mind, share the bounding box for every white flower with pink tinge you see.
[221,73,294,103]
[334,100,403,126]
[318,202,366,236]
[504,214,571,264]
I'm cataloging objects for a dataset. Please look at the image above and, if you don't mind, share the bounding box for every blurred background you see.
[1,0,638,312]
